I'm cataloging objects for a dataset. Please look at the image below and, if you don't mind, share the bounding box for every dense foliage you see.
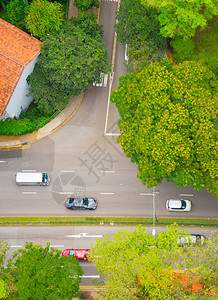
[115,0,166,68]
[171,16,218,76]
[0,0,10,10]
[3,242,83,299]
[28,13,110,115]
[6,0,28,28]
[111,59,218,197]
[141,0,218,39]
[74,0,99,11]
[92,225,218,300]
[25,0,65,39]
[0,240,10,299]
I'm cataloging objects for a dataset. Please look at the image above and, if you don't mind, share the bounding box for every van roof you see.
[16,172,43,182]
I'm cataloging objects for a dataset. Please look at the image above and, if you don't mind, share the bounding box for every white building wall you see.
[2,56,39,120]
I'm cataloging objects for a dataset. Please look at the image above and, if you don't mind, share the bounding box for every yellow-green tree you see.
[111,59,218,197]
[92,225,218,299]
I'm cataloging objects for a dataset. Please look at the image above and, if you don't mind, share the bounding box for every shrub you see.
[0,118,36,135]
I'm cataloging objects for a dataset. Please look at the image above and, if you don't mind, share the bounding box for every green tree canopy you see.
[141,0,218,39]
[91,225,218,300]
[6,0,28,28]
[28,14,110,115]
[111,59,218,197]
[25,0,65,39]
[74,0,99,11]
[3,242,83,299]
[115,0,166,67]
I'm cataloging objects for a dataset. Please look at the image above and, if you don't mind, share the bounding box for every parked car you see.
[177,234,206,246]
[166,199,191,212]
[65,197,97,210]
[62,248,91,261]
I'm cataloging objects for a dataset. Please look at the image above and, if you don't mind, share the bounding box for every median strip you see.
[0,217,217,227]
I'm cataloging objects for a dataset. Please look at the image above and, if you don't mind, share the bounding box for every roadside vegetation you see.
[92,224,218,299]
[0,225,217,299]
[0,241,83,299]
[111,59,218,197]
[0,216,217,226]
[112,0,218,197]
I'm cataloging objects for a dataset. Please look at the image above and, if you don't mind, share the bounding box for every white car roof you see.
[169,200,182,208]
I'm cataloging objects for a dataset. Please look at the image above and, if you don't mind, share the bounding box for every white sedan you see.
[166,199,192,212]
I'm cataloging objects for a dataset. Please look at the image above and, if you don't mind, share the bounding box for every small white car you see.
[166,199,191,212]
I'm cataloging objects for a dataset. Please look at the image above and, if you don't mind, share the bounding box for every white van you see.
[15,172,50,186]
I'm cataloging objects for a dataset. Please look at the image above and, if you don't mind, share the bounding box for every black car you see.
[65,197,97,210]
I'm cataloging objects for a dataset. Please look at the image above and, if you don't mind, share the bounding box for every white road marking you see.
[81,275,100,279]
[22,170,36,172]
[179,194,194,197]
[140,193,153,196]
[100,192,114,195]
[101,170,115,173]
[50,245,64,248]
[10,245,22,248]
[60,170,75,172]
[0,160,6,163]
[22,192,37,195]
[65,233,103,238]
[59,192,74,194]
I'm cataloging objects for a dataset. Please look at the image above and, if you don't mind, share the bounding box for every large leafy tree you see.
[3,242,83,299]
[111,59,218,197]
[115,0,166,67]
[25,0,65,39]
[141,0,218,39]
[92,225,218,300]
[28,13,110,115]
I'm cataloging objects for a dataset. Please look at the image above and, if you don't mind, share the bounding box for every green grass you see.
[0,216,217,226]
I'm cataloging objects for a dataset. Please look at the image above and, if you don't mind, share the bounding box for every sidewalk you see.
[0,93,83,149]
[0,0,100,150]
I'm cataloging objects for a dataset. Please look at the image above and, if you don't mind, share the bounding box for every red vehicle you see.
[62,248,90,261]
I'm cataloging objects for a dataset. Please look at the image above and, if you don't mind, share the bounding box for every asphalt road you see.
[1,225,217,286]
[0,0,217,217]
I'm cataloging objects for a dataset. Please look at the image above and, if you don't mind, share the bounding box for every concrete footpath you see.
[0,0,100,150]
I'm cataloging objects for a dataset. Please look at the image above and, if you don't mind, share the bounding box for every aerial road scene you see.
[0,0,217,299]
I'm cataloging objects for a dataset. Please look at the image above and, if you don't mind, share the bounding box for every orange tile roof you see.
[0,18,43,116]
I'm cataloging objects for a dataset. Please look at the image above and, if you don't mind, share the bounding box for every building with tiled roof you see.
[0,18,42,120]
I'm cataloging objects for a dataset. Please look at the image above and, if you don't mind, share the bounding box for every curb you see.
[0,93,84,150]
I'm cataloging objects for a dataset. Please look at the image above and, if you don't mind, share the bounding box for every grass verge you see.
[0,217,217,227]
